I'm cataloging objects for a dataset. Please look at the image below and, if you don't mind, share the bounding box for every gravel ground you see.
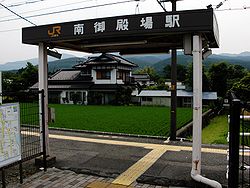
[0,160,40,187]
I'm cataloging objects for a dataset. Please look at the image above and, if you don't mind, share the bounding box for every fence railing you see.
[240,106,250,187]
[0,90,46,187]
[227,92,250,188]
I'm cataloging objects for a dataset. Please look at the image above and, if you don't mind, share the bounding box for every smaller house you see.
[165,81,186,90]
[137,90,217,107]
[131,73,153,86]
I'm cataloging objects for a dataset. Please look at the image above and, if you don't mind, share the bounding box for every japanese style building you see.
[31,53,138,105]
[137,90,217,107]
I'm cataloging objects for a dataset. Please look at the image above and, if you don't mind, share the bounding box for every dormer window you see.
[96,70,111,79]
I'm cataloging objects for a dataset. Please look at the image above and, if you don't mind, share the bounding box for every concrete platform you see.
[47,130,228,187]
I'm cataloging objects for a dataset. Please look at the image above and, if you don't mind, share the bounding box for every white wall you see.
[93,69,120,84]
[141,97,171,107]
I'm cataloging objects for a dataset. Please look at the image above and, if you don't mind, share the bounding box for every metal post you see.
[19,163,23,184]
[41,89,47,171]
[38,43,50,156]
[228,98,240,188]
[170,49,177,140]
[170,0,177,140]
[1,169,6,188]
[192,34,202,175]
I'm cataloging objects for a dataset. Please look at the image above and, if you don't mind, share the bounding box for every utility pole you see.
[170,0,177,141]
[157,0,180,140]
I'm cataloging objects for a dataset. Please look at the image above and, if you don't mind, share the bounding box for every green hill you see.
[48,57,86,73]
[150,54,250,75]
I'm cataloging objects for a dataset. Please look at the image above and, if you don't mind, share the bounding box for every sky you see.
[0,0,250,64]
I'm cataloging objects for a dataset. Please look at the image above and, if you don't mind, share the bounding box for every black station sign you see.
[22,8,219,48]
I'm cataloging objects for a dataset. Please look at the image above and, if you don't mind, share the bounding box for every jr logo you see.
[48,26,61,37]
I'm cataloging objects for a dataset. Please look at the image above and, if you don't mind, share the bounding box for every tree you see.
[134,67,159,82]
[208,62,228,97]
[19,62,38,89]
[184,63,210,91]
[231,73,250,102]
[208,62,248,98]
[227,64,248,89]
[2,62,38,92]
[163,64,187,82]
[115,86,133,105]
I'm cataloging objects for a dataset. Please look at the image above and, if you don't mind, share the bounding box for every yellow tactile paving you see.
[21,131,228,154]
[86,181,134,188]
[112,146,169,186]
[201,147,227,154]
[86,181,110,188]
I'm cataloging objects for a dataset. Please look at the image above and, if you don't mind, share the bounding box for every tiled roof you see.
[74,53,137,68]
[50,70,81,80]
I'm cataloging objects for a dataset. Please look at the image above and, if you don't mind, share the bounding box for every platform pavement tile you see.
[47,182,63,188]
[73,179,89,187]
[34,184,46,188]
[86,181,110,188]
[69,179,81,185]
[64,178,79,186]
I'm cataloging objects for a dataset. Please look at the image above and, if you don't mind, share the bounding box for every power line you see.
[0,3,36,25]
[3,0,46,8]
[0,0,135,24]
[156,0,167,12]
[215,0,229,9]
[0,0,95,20]
[215,6,250,11]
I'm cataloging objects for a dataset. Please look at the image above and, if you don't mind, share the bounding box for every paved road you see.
[46,130,228,187]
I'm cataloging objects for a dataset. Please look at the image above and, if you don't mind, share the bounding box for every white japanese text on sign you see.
[165,15,180,28]
[116,19,129,31]
[140,17,153,29]
[74,24,84,35]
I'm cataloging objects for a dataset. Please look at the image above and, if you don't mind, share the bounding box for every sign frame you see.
[0,103,21,168]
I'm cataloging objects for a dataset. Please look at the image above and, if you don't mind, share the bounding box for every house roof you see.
[131,73,150,81]
[73,53,137,69]
[49,69,81,80]
[30,83,95,90]
[137,90,217,100]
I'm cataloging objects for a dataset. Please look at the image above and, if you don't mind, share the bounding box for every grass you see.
[48,104,193,137]
[202,115,228,144]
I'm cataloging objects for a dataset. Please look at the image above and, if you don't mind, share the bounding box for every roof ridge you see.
[49,69,62,79]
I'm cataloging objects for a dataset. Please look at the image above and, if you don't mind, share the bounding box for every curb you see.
[48,126,169,140]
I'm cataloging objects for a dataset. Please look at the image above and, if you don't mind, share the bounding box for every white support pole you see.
[192,35,202,175]
[0,71,2,104]
[191,35,222,188]
[38,43,50,155]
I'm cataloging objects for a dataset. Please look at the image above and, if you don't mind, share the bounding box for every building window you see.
[117,71,123,79]
[147,97,153,102]
[69,92,75,101]
[76,92,82,101]
[142,97,153,102]
[96,70,111,79]
[183,97,192,107]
